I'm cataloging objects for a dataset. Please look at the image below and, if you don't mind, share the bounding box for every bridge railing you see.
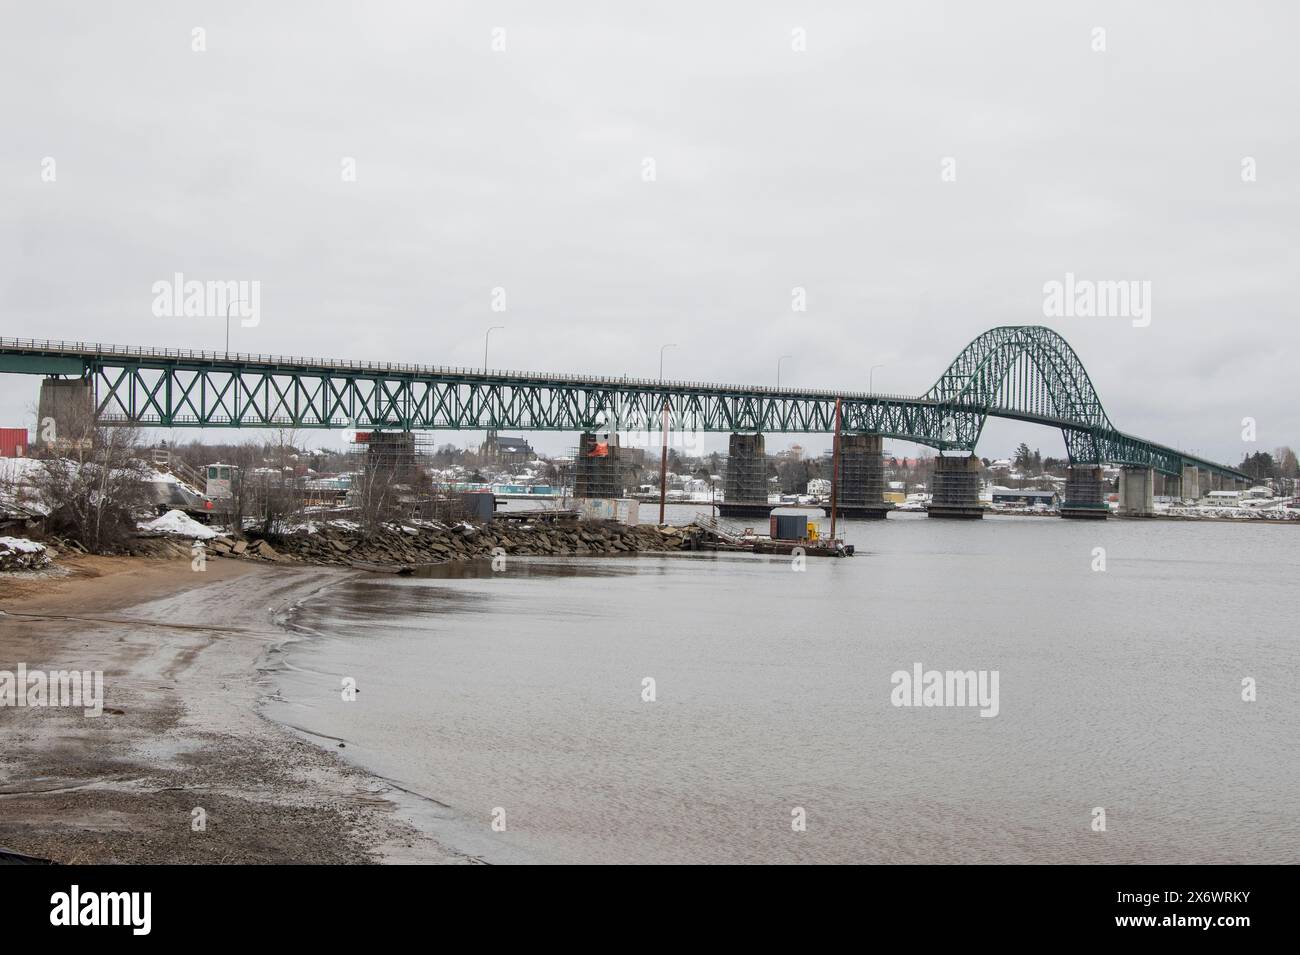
[0,336,920,403]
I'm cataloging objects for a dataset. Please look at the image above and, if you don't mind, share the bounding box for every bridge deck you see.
[0,334,1248,481]
[0,336,916,403]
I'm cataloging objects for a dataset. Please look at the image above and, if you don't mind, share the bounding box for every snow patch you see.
[0,535,45,553]
[0,536,51,570]
[139,509,219,539]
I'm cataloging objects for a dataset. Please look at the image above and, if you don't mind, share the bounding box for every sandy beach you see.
[0,554,472,864]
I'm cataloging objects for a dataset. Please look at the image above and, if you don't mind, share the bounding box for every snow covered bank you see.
[0,536,52,570]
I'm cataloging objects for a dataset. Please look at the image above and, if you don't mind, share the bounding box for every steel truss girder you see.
[0,326,1237,480]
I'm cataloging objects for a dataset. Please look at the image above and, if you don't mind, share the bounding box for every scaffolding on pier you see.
[723,433,769,502]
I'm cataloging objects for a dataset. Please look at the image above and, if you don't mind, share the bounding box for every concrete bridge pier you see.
[573,431,620,499]
[1061,465,1109,519]
[833,433,890,518]
[927,454,984,518]
[35,377,94,449]
[723,433,768,506]
[1117,466,1156,517]
[1180,464,1201,501]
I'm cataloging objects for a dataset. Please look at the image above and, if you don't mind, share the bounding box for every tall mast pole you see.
[829,396,842,540]
[658,397,669,525]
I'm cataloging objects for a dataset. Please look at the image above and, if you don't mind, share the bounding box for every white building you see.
[1204,490,1242,506]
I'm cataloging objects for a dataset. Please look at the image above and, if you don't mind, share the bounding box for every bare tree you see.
[214,438,306,538]
[33,408,151,552]
[352,463,402,533]
[1274,446,1298,480]
[215,441,261,538]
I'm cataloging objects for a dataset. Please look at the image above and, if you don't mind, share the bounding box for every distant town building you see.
[481,434,535,466]
[1205,489,1242,505]
[990,487,1058,507]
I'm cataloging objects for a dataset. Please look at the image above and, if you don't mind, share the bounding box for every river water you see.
[265,511,1299,864]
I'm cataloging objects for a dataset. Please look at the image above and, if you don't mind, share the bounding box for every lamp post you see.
[777,354,793,389]
[869,363,885,392]
[225,300,245,357]
[483,326,505,460]
[659,343,677,380]
[484,325,505,372]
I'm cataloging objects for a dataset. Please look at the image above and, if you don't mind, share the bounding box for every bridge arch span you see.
[915,325,1114,464]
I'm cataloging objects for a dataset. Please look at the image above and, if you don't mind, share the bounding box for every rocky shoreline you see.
[198,520,699,570]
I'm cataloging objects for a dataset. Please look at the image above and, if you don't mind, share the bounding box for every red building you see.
[0,428,29,458]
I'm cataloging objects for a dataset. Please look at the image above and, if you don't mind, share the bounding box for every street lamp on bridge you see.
[869,363,885,393]
[483,325,506,459]
[484,325,505,372]
[225,300,246,358]
[659,343,677,380]
[777,354,793,389]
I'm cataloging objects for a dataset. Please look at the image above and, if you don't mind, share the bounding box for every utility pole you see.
[657,343,676,526]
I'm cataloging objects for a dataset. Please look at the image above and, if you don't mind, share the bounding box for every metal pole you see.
[869,363,884,392]
[484,325,504,371]
[829,396,842,540]
[482,326,505,461]
[659,343,677,380]
[777,354,792,388]
[658,398,669,525]
[225,301,244,357]
[657,342,676,526]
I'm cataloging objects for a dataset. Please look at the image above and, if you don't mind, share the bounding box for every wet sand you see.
[0,554,472,864]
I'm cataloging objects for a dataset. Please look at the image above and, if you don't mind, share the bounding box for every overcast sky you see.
[2,1,1296,462]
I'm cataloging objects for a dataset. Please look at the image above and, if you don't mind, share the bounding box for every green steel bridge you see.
[0,326,1246,480]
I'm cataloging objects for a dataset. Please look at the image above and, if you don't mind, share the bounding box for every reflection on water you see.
[408,556,661,581]
[267,515,1300,864]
